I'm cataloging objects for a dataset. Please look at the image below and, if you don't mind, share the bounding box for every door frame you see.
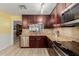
[11,20,22,45]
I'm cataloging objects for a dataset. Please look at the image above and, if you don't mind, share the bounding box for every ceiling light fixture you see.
[19,5,27,10]
[40,3,45,14]
[41,3,45,7]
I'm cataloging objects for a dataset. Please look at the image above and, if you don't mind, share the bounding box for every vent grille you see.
[19,5,27,10]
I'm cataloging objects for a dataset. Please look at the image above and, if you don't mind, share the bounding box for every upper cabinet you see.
[61,4,79,26]
[22,15,53,29]
[56,3,66,15]
[56,3,72,15]
[51,4,63,24]
[51,3,77,27]
[51,3,72,15]
[56,4,62,15]
[65,3,72,8]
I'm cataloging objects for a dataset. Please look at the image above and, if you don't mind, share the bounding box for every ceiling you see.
[0,3,57,16]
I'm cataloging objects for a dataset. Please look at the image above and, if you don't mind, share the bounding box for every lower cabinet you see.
[29,36,47,48]
[20,36,48,48]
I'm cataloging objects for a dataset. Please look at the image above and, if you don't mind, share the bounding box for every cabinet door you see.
[35,38,40,48]
[29,36,36,48]
[29,36,41,48]
[38,37,46,48]
[36,36,47,48]
[56,3,66,14]
[29,36,47,48]
[21,37,29,47]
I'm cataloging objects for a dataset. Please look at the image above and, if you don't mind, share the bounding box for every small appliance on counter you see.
[29,23,44,32]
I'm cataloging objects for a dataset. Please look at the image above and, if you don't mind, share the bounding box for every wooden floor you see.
[0,42,49,56]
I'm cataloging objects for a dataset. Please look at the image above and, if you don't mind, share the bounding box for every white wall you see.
[0,34,12,51]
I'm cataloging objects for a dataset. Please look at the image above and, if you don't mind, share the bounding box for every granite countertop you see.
[57,41,79,55]
[21,29,53,36]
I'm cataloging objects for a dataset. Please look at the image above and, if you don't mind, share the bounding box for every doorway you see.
[13,21,22,44]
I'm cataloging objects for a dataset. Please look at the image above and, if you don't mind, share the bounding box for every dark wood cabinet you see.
[65,3,72,8]
[29,36,47,48]
[22,15,53,28]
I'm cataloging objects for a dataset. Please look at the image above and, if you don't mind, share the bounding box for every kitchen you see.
[20,3,79,56]
[0,3,79,56]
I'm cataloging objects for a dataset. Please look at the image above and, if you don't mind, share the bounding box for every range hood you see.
[61,3,79,27]
[61,19,79,26]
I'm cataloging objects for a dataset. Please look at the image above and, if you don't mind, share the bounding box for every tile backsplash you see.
[52,27,79,42]
[22,27,79,42]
